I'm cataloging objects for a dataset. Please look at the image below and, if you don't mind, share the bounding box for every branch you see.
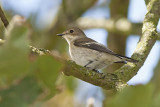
[77,17,160,40]
[77,17,142,36]
[64,61,125,91]
[30,46,126,91]
[115,0,160,82]
[0,5,9,28]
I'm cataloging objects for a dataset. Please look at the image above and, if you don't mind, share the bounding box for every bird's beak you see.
[57,33,65,36]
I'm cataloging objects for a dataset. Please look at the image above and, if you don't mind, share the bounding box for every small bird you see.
[57,27,137,72]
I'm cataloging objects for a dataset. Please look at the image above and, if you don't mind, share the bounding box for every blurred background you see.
[0,0,160,107]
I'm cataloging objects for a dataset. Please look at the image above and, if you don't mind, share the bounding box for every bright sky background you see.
[1,0,160,106]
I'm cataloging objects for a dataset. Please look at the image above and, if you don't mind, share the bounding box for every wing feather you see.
[74,38,118,56]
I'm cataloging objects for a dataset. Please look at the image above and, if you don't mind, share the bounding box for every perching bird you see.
[57,27,137,71]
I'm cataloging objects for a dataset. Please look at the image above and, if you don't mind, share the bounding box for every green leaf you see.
[34,55,63,96]
[0,24,30,87]
[0,76,43,107]
[105,84,153,107]
[152,93,160,107]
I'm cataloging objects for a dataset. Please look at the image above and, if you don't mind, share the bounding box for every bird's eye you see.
[70,30,74,33]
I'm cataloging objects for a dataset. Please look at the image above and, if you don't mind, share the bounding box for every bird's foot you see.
[84,66,100,73]
[92,69,100,73]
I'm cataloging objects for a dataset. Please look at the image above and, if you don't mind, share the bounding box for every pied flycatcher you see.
[57,27,137,71]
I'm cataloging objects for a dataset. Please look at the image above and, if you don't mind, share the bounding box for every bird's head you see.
[57,27,86,43]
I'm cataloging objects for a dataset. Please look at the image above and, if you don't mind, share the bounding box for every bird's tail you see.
[117,54,138,63]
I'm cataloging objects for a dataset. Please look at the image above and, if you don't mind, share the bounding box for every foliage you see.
[0,19,64,106]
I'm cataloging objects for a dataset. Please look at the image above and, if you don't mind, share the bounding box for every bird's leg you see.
[84,60,93,68]
[92,69,100,73]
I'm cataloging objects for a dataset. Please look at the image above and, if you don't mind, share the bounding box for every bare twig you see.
[0,6,9,28]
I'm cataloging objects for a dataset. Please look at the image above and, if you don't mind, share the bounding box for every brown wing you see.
[74,38,138,63]
[74,38,119,56]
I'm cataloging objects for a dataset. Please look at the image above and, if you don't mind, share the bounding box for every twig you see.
[0,5,9,28]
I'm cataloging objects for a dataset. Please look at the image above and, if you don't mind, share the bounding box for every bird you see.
[57,27,137,72]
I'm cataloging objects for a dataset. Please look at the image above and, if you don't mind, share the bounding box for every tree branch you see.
[64,61,125,91]
[77,17,160,40]
[77,17,142,36]
[0,5,9,28]
[115,0,160,82]
[29,46,125,91]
